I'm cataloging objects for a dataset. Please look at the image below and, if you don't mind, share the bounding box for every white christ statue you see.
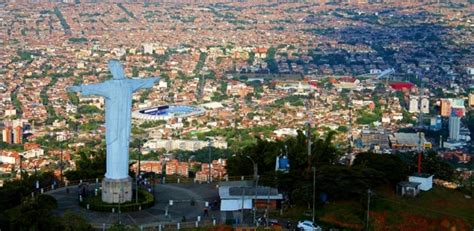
[67,60,159,202]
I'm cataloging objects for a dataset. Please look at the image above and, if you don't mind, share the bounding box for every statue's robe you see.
[79,77,158,179]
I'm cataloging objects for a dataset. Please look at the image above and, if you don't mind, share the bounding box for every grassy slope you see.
[279,186,473,230]
[370,186,473,230]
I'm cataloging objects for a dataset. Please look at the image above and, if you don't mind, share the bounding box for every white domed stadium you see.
[132,105,205,120]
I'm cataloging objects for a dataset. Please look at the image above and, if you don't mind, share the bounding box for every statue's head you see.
[108,60,126,80]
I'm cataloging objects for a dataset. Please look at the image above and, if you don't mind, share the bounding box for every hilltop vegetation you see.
[226,131,471,229]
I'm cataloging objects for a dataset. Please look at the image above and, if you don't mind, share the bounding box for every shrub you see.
[79,190,154,212]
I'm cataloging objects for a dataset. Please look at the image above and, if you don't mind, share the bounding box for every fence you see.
[31,175,259,202]
[91,220,218,231]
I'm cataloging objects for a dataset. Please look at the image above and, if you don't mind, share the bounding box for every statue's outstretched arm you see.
[67,83,111,98]
[128,78,160,92]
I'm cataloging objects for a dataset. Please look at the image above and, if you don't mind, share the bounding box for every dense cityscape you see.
[0,0,473,230]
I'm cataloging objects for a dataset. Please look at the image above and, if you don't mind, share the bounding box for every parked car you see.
[297,220,322,231]
[256,217,280,227]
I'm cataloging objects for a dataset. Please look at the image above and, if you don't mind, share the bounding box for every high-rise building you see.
[469,93,474,107]
[448,103,465,141]
[13,126,22,144]
[449,116,461,141]
[409,96,419,113]
[2,127,12,144]
[440,99,452,117]
[420,97,429,114]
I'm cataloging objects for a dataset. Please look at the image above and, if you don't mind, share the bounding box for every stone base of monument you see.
[101,177,132,203]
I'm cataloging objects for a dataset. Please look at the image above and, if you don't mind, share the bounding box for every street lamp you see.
[306,122,316,223]
[245,156,258,182]
[207,139,212,183]
[34,149,39,191]
[134,137,147,204]
[245,156,258,225]
[18,154,24,181]
[312,167,316,223]
[59,149,63,183]
[58,142,66,184]
[188,155,195,178]
[34,149,38,178]
[306,122,312,167]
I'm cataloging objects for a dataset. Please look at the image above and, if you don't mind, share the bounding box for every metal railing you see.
[90,220,221,231]
[31,174,257,199]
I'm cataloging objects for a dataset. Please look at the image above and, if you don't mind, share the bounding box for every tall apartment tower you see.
[448,116,461,141]
[13,126,22,144]
[409,96,419,113]
[420,97,429,114]
[469,93,474,107]
[440,99,452,117]
[2,127,12,144]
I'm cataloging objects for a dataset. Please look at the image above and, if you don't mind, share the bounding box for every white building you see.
[273,128,298,138]
[467,67,474,75]
[143,43,154,55]
[5,109,16,117]
[158,80,168,89]
[77,62,85,69]
[111,47,126,57]
[409,173,433,191]
[420,97,429,114]
[409,96,419,113]
[79,96,104,109]
[144,139,228,151]
[22,148,44,159]
[0,151,18,164]
[219,181,283,212]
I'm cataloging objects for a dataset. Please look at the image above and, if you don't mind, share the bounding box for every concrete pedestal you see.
[102,177,132,203]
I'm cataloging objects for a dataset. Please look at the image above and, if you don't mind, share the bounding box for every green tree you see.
[226,130,339,203]
[61,210,93,231]
[78,105,101,114]
[247,52,255,65]
[108,223,139,231]
[68,92,80,105]
[63,149,105,181]
[337,126,348,132]
[421,150,455,180]
[314,165,385,200]
[265,47,278,73]
[398,151,456,180]
[4,194,62,231]
[311,131,340,166]
[353,152,408,184]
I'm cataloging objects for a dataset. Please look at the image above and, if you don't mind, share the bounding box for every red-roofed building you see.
[339,77,357,83]
[135,161,163,174]
[253,47,268,58]
[441,151,471,164]
[195,159,227,182]
[13,126,22,144]
[0,151,20,165]
[24,143,41,151]
[2,127,12,144]
[389,82,414,91]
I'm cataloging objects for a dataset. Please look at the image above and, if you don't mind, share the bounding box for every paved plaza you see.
[47,183,221,226]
